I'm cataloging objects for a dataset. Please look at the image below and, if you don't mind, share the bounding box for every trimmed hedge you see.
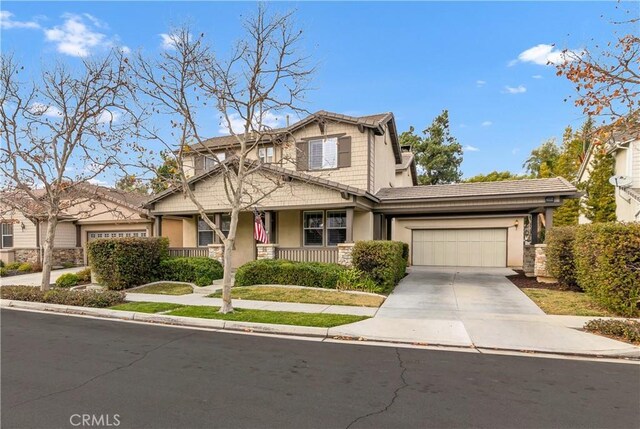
[1,286,126,308]
[160,257,223,286]
[55,273,79,288]
[546,226,578,288]
[235,259,345,289]
[352,241,407,292]
[87,237,169,290]
[574,223,640,317]
[584,319,640,344]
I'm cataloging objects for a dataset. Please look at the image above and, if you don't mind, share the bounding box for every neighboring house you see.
[147,111,578,269]
[577,128,640,223]
[0,186,153,266]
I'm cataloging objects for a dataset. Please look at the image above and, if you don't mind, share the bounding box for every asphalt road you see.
[2,309,639,429]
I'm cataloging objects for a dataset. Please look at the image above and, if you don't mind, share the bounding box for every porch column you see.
[153,215,162,237]
[264,211,275,244]
[213,213,222,244]
[530,214,539,244]
[346,208,354,243]
[545,207,554,231]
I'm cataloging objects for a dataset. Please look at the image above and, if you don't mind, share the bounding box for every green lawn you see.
[522,288,615,317]
[129,282,193,296]
[208,286,384,307]
[111,301,368,327]
[111,302,185,313]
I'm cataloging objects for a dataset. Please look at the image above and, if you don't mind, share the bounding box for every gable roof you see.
[376,177,578,202]
[145,158,378,207]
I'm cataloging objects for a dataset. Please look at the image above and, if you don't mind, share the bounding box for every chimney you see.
[286,115,290,127]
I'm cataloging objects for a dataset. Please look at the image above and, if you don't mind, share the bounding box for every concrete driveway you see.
[329,267,640,357]
[0,267,87,287]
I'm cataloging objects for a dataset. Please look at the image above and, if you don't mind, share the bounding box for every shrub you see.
[0,260,4,268]
[0,267,7,277]
[87,237,169,290]
[351,241,407,292]
[5,262,21,270]
[235,259,345,289]
[160,257,223,286]
[574,223,640,317]
[336,268,384,294]
[61,262,75,269]
[584,319,640,344]
[545,226,578,288]
[17,262,33,273]
[76,268,92,283]
[55,273,79,288]
[1,286,126,308]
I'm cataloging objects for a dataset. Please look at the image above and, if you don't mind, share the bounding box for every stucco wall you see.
[353,211,373,241]
[183,216,197,247]
[395,169,414,187]
[391,216,525,268]
[373,128,398,193]
[277,210,301,247]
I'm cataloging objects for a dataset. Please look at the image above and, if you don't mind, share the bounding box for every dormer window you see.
[309,138,337,170]
[258,147,274,163]
[205,152,226,170]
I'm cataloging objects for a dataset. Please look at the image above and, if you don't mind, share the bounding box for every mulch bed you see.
[507,270,581,292]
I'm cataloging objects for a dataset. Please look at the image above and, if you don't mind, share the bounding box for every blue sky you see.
[0,1,626,177]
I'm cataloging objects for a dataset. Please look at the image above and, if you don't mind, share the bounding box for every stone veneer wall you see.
[256,244,277,260]
[12,247,84,266]
[523,245,536,277]
[207,244,224,265]
[13,248,39,265]
[534,244,557,283]
[337,243,355,267]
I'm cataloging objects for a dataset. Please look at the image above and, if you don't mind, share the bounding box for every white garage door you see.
[87,230,147,242]
[412,228,507,267]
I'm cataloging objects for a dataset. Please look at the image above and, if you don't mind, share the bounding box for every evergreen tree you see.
[583,147,617,222]
[523,139,561,178]
[115,174,149,195]
[465,170,531,183]
[150,151,179,194]
[403,110,463,185]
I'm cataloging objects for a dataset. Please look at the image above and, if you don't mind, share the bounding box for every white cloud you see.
[159,33,178,50]
[0,11,40,29]
[532,75,543,79]
[510,44,582,66]
[29,102,63,118]
[481,121,492,127]
[97,110,120,124]
[43,13,127,57]
[503,85,527,94]
[464,145,480,152]
[218,111,288,135]
[476,80,486,88]
[87,178,109,186]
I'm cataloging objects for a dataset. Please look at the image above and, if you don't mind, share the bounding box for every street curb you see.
[1,300,638,361]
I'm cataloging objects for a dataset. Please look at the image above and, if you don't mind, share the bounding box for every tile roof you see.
[376,177,578,201]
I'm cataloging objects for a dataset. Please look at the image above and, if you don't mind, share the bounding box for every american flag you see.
[254,210,269,244]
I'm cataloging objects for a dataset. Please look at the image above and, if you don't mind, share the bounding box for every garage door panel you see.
[412,228,506,268]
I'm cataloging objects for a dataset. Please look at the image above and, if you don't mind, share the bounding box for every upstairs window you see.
[258,147,274,163]
[1,223,13,248]
[309,138,337,170]
[204,152,226,170]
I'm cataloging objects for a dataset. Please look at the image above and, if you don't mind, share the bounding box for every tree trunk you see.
[219,207,240,314]
[40,215,58,291]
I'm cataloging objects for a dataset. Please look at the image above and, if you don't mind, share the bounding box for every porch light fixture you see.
[20,222,25,230]
[514,219,519,230]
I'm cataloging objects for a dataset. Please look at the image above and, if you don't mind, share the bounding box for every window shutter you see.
[338,136,351,168]
[296,142,308,171]
[194,155,204,174]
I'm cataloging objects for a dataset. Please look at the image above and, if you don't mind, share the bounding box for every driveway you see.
[329,267,640,357]
[0,267,87,287]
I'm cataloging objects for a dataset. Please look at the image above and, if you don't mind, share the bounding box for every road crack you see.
[9,331,195,409]
[345,347,409,429]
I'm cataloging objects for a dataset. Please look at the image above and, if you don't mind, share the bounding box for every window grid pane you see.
[303,212,324,246]
[326,211,347,246]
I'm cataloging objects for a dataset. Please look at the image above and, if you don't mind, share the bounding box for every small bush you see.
[17,262,33,273]
[1,286,126,308]
[0,267,7,277]
[584,319,640,344]
[55,273,79,288]
[574,223,640,317]
[0,260,4,268]
[87,237,169,290]
[546,226,578,288]
[160,257,223,286]
[235,259,345,289]
[351,241,407,292]
[336,268,384,294]
[76,268,92,283]
[61,262,75,269]
[31,262,42,272]
[5,262,21,270]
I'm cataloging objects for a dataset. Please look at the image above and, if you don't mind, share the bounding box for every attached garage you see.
[412,228,507,267]
[87,230,148,242]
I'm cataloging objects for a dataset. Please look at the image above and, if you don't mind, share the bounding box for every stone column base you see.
[207,244,225,265]
[534,243,557,283]
[256,244,278,260]
[337,243,356,267]
[523,244,535,277]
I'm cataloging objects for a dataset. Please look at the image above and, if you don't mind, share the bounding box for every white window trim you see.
[308,138,338,170]
[1,222,14,249]
[258,147,274,163]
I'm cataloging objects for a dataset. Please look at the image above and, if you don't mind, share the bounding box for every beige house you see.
[148,111,578,269]
[577,128,640,223]
[0,186,153,266]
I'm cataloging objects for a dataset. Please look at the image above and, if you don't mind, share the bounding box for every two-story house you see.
[577,127,640,223]
[147,111,578,269]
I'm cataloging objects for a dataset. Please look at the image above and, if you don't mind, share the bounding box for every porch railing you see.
[168,247,209,258]
[275,247,339,264]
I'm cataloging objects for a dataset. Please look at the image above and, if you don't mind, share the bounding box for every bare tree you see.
[0,52,142,289]
[132,6,314,313]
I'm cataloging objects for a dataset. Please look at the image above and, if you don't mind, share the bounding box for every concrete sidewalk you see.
[328,267,640,358]
[125,292,378,317]
[1,267,88,287]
